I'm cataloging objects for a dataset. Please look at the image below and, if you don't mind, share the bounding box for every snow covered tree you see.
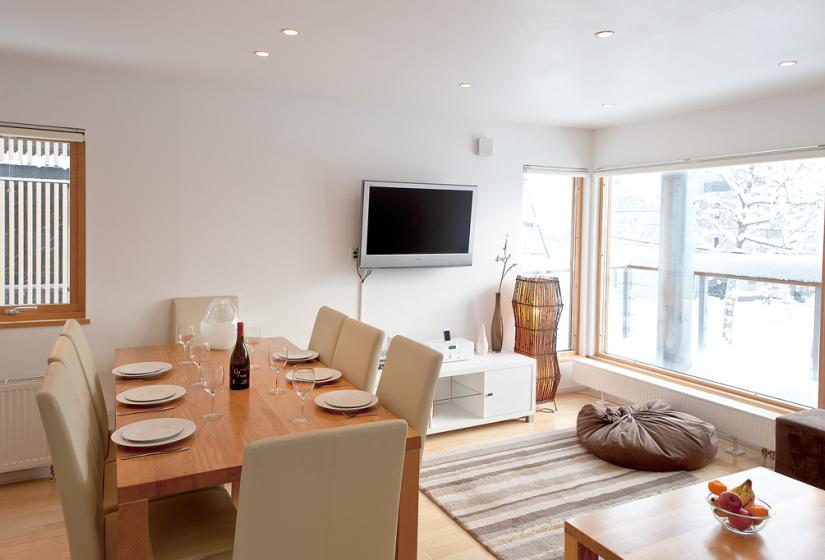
[695,160,825,343]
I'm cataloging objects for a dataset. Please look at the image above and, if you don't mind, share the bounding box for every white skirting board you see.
[572,358,780,451]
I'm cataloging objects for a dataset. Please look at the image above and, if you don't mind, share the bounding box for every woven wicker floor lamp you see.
[512,274,563,412]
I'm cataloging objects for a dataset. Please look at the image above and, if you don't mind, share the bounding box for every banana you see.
[730,479,756,506]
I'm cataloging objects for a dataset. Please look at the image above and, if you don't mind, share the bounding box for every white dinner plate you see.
[122,418,184,443]
[116,385,186,407]
[275,349,318,363]
[325,390,374,408]
[112,368,168,380]
[286,368,341,384]
[111,418,196,448]
[315,391,379,413]
[123,385,178,402]
[116,362,173,376]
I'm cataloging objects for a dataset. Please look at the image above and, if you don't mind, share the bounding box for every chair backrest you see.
[232,420,408,560]
[172,296,240,341]
[377,336,443,450]
[36,361,106,560]
[60,318,99,382]
[307,306,348,366]
[48,333,109,452]
[330,318,385,392]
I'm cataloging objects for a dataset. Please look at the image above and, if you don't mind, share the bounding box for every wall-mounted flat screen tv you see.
[359,180,478,268]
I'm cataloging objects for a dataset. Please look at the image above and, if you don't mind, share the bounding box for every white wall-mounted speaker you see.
[475,136,493,157]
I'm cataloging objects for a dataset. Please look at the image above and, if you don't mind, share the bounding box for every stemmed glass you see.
[202,363,225,421]
[246,326,261,369]
[189,341,210,388]
[176,324,194,365]
[268,346,286,395]
[280,345,289,373]
[291,367,316,425]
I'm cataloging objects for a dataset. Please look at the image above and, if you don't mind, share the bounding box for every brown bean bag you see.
[576,400,718,471]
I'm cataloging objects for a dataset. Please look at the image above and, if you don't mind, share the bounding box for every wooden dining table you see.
[113,337,421,560]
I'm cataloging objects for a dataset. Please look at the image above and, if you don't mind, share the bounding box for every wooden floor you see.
[0,392,763,560]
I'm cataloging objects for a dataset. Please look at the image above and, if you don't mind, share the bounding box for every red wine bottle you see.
[229,321,250,390]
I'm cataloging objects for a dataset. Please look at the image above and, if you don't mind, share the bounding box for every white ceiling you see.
[3,0,825,128]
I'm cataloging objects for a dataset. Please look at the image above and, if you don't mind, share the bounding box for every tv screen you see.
[359,181,477,268]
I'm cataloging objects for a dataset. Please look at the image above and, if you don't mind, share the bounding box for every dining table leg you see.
[395,448,420,560]
[117,498,149,559]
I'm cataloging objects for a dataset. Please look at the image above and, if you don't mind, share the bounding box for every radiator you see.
[0,376,51,474]
[573,358,779,451]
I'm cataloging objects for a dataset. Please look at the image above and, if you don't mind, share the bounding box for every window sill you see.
[558,352,582,364]
[0,317,91,329]
[587,353,802,414]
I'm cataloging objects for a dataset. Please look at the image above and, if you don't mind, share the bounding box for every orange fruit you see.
[745,503,769,517]
[708,480,728,495]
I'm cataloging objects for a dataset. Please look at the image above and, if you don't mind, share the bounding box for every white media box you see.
[423,337,474,363]
[428,352,537,434]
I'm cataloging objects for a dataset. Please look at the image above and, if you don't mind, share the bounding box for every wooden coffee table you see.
[564,467,825,559]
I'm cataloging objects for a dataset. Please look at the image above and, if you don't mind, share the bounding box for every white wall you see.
[594,85,825,169]
[0,56,592,398]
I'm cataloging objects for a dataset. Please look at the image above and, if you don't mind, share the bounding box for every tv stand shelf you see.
[429,352,536,435]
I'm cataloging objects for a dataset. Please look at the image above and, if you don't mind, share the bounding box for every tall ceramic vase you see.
[476,324,489,354]
[490,292,504,352]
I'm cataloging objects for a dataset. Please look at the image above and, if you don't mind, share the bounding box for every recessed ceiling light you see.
[595,30,615,38]
[253,50,271,57]
[281,28,300,36]
[778,60,798,67]
[459,82,472,88]
[602,102,615,108]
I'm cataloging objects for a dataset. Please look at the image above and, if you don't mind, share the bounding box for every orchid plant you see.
[495,234,517,292]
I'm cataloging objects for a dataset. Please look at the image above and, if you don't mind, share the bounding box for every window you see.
[520,169,583,352]
[598,157,825,408]
[1,124,85,326]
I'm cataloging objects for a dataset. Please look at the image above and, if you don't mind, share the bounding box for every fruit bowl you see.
[706,494,773,535]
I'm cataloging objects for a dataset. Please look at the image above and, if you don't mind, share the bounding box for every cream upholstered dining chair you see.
[307,305,348,365]
[172,295,240,341]
[232,420,408,560]
[330,318,385,392]
[376,335,443,456]
[37,360,236,560]
[58,320,110,455]
[47,335,119,514]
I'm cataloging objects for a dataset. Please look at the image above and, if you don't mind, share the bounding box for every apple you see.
[717,491,743,514]
[728,508,754,531]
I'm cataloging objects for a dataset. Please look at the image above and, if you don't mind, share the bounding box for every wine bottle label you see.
[230,367,250,389]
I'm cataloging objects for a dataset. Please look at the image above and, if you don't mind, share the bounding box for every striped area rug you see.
[421,428,697,560]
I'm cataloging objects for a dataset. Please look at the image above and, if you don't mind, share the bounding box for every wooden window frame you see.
[0,139,86,328]
[520,171,584,357]
[563,176,584,357]
[593,176,824,411]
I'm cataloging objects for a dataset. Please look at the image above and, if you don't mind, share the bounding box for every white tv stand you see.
[428,352,537,435]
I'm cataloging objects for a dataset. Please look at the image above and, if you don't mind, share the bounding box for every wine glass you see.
[280,345,292,386]
[280,345,289,372]
[268,346,285,395]
[176,324,195,365]
[246,326,261,369]
[189,341,210,388]
[202,363,225,421]
[291,367,316,425]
